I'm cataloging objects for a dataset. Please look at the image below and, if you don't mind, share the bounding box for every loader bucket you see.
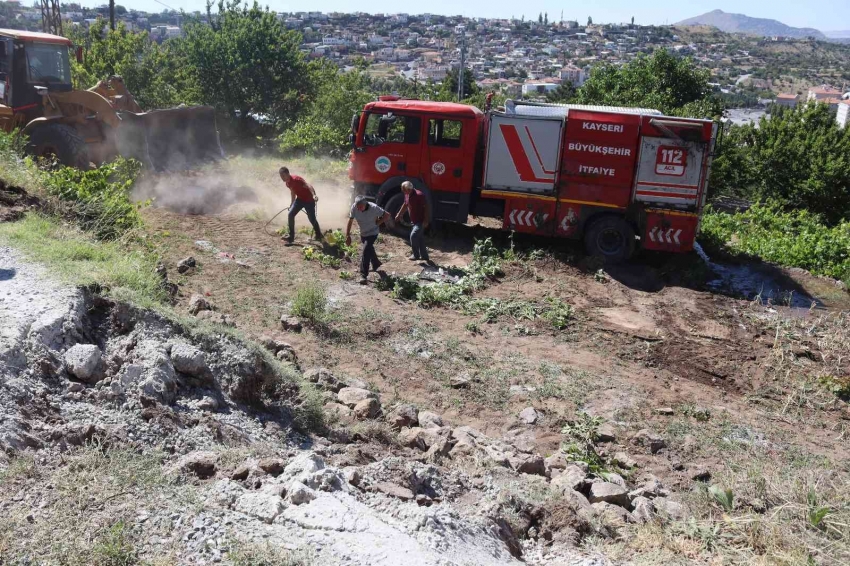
[116,106,224,171]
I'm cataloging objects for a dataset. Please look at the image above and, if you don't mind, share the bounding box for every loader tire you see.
[584,216,636,262]
[27,123,89,168]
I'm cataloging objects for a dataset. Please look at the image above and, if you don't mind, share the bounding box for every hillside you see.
[676,9,826,39]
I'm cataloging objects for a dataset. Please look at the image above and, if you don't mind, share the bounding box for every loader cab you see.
[0,29,73,117]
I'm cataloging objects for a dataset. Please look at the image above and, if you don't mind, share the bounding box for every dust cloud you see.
[132,157,354,232]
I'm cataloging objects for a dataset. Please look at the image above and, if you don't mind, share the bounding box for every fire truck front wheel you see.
[382,192,412,237]
[584,216,636,262]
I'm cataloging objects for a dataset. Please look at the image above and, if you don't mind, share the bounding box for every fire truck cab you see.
[349,97,716,260]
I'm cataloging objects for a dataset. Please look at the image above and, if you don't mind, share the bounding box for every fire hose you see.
[262,205,290,236]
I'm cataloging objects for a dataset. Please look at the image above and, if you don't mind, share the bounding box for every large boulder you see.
[353,398,381,420]
[418,411,444,429]
[337,387,376,408]
[508,453,546,476]
[304,367,341,392]
[588,482,630,507]
[387,404,419,429]
[175,451,218,479]
[398,427,427,450]
[631,496,655,523]
[63,344,102,383]
[551,464,587,493]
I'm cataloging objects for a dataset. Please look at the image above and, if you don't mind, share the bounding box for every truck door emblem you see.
[432,162,446,175]
[375,156,391,173]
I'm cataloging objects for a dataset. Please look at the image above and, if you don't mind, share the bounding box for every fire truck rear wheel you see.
[584,216,636,262]
[383,191,412,237]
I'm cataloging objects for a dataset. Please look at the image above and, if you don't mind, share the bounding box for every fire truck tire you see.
[383,191,412,237]
[26,123,90,168]
[583,216,636,262]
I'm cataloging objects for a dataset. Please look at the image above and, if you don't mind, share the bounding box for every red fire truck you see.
[348,97,717,260]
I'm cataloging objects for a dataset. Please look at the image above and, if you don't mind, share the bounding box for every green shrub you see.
[290,283,328,325]
[43,158,142,240]
[699,204,850,283]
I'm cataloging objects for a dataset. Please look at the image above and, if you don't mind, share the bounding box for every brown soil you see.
[142,205,850,480]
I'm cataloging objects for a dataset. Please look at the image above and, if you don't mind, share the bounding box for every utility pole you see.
[40,0,62,36]
[457,33,467,102]
[109,0,115,30]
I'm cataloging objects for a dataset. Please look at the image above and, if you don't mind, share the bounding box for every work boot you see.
[359,275,368,285]
[408,254,420,261]
[281,234,295,245]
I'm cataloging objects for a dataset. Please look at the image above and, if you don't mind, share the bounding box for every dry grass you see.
[0,444,197,565]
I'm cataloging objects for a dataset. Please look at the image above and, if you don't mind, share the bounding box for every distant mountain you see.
[676,9,826,40]
[824,30,850,39]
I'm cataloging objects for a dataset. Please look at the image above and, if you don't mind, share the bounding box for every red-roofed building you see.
[775,93,799,108]
[808,85,842,102]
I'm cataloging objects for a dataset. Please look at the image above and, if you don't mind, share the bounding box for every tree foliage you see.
[279,64,375,156]
[711,103,850,224]
[182,1,309,123]
[575,49,723,118]
[545,82,577,103]
[437,68,480,101]
[68,19,198,110]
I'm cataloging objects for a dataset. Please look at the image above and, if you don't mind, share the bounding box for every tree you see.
[546,81,576,103]
[575,49,723,118]
[710,103,850,223]
[182,1,310,125]
[67,20,198,110]
[280,65,375,156]
[437,68,479,101]
[544,13,548,25]
[538,13,543,24]
[587,16,592,25]
[631,16,634,26]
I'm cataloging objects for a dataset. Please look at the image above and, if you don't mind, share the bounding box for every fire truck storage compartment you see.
[484,110,563,195]
[632,117,714,210]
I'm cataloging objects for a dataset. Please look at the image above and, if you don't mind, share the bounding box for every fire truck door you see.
[359,113,423,183]
[426,118,471,221]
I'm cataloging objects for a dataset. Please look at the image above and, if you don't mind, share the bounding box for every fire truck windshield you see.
[26,42,71,85]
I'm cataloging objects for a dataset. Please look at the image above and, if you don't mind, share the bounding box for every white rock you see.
[588,482,630,507]
[287,481,317,505]
[235,492,284,523]
[518,407,539,425]
[653,497,686,521]
[170,343,207,376]
[280,452,325,487]
[63,344,102,382]
[337,387,375,407]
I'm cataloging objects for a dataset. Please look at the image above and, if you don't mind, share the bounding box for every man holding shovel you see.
[279,166,323,245]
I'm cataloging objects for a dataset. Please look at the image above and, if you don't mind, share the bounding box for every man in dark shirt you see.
[394,181,431,262]
[279,166,323,244]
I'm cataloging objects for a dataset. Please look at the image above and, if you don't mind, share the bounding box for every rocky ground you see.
[1,245,627,565]
[2,171,849,565]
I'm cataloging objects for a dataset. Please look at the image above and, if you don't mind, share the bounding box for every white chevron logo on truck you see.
[509,209,549,227]
[648,226,682,244]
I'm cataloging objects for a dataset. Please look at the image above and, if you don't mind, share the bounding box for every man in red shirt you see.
[394,181,431,262]
[279,167,323,244]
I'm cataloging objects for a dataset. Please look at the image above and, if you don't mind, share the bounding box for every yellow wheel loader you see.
[0,28,223,169]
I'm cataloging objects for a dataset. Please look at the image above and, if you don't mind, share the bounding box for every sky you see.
[78,1,849,33]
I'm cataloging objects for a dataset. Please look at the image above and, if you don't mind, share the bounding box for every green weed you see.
[290,282,329,325]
